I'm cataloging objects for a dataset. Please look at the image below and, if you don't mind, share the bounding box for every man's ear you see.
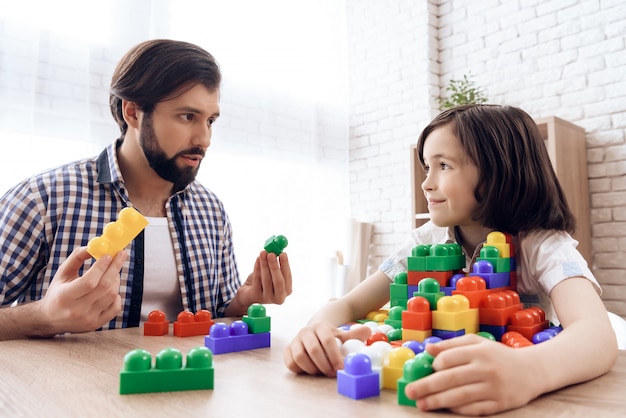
[121,100,141,129]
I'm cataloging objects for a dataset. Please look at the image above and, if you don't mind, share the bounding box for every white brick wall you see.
[346,0,626,318]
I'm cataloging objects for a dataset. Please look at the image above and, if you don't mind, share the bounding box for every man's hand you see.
[36,247,126,336]
[225,250,292,316]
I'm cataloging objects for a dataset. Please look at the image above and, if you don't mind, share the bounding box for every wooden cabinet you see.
[410,116,592,265]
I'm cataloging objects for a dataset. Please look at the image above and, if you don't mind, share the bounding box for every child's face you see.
[421,124,481,228]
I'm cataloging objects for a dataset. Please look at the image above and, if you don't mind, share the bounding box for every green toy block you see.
[390,298,408,309]
[242,303,271,334]
[120,347,214,394]
[264,235,288,255]
[413,278,444,310]
[476,246,511,272]
[397,352,435,407]
[408,243,465,272]
[390,283,409,299]
[384,305,404,329]
[394,272,408,284]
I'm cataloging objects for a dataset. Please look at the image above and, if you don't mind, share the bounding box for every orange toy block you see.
[402,296,432,331]
[507,307,549,341]
[87,207,148,259]
[432,294,478,333]
[407,270,453,287]
[452,276,491,308]
[144,310,170,336]
[173,310,215,337]
[478,290,523,326]
[401,328,432,343]
[502,331,534,348]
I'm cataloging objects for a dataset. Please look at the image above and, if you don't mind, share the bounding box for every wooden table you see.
[1,310,625,417]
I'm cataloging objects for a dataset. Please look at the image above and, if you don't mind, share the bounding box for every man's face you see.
[139,84,220,191]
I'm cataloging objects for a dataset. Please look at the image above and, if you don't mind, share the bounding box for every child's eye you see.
[423,164,430,173]
[440,162,451,170]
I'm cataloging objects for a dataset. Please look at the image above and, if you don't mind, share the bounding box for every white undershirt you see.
[140,216,184,322]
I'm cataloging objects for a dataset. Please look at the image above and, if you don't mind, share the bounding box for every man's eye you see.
[182,114,194,121]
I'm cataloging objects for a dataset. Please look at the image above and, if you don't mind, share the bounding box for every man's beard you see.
[140,113,205,192]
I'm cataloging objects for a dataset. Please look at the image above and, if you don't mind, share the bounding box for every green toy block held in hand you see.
[264,235,288,255]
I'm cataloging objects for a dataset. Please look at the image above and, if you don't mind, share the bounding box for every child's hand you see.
[405,333,542,415]
[283,322,372,376]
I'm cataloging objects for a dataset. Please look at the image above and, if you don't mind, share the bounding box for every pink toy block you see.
[173,310,215,337]
[204,321,270,354]
[144,310,169,336]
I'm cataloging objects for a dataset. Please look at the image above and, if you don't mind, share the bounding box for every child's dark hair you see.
[417,104,576,235]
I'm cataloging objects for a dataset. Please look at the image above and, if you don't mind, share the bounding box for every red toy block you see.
[501,331,534,348]
[173,310,215,337]
[144,310,170,336]
[452,276,491,308]
[407,270,453,287]
[507,307,549,341]
[479,290,523,326]
[402,296,432,331]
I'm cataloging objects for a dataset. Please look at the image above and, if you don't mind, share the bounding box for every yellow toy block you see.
[87,207,149,259]
[382,347,415,390]
[432,294,479,334]
[402,329,431,342]
[485,231,511,258]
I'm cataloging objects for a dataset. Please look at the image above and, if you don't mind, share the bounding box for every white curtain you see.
[0,0,351,308]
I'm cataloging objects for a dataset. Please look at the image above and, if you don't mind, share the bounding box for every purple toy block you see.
[337,353,380,400]
[469,260,510,288]
[433,329,465,339]
[204,321,270,354]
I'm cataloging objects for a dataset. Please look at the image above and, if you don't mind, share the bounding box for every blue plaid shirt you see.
[0,141,240,328]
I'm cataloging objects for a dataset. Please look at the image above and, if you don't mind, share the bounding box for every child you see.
[283,104,618,415]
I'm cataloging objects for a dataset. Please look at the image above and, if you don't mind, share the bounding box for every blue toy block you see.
[337,353,380,400]
[479,324,507,341]
[476,246,511,272]
[204,321,270,354]
[120,347,214,394]
[432,329,465,339]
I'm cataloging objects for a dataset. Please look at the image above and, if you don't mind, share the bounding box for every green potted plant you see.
[438,73,488,110]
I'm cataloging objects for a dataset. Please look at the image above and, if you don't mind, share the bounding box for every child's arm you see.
[283,270,392,376]
[404,277,618,415]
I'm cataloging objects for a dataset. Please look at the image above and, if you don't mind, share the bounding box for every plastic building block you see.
[407,243,465,272]
[402,340,426,355]
[120,347,214,394]
[412,278,445,310]
[173,310,214,337]
[366,332,389,345]
[397,352,435,407]
[452,276,490,308]
[402,328,432,342]
[87,207,148,260]
[469,260,510,288]
[479,290,523,326]
[432,294,478,334]
[407,270,453,287]
[264,235,288,255]
[204,321,270,354]
[144,310,169,336]
[476,246,511,272]
[402,296,432,331]
[501,331,533,348]
[479,324,508,341]
[242,303,271,334]
[382,347,416,390]
[485,231,513,258]
[337,353,380,399]
[507,307,549,341]
[532,326,562,344]
[384,306,404,329]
